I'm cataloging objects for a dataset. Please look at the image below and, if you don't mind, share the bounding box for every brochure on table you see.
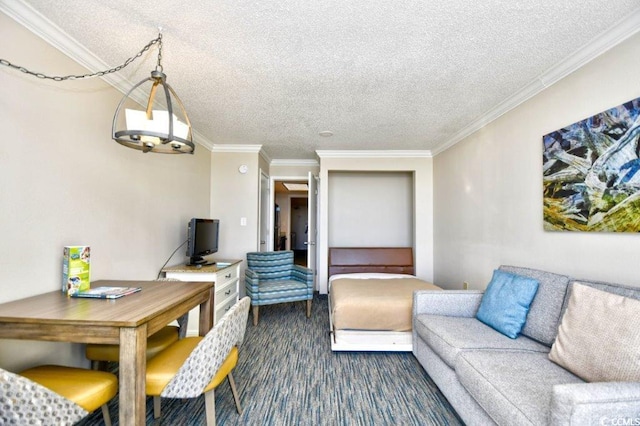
[62,246,91,295]
[71,286,141,299]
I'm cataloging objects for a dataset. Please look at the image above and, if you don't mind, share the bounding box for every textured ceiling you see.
[12,1,640,159]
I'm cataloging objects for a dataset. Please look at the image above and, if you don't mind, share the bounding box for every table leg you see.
[199,287,214,336]
[119,324,148,426]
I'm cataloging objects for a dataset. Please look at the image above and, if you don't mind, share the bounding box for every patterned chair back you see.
[0,368,88,425]
[160,297,251,398]
[246,251,294,280]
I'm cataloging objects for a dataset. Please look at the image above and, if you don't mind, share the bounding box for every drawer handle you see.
[224,273,232,279]
[225,289,232,296]
[225,305,231,312]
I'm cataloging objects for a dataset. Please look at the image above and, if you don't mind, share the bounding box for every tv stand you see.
[188,256,207,266]
[192,262,218,268]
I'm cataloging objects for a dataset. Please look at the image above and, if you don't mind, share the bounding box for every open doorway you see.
[290,197,308,267]
[274,180,308,267]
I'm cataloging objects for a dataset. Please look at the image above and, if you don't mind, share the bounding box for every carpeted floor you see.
[79,295,463,425]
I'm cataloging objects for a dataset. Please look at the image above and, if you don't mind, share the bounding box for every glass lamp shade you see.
[112,70,194,154]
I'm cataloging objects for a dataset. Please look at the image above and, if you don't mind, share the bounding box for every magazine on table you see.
[70,286,141,299]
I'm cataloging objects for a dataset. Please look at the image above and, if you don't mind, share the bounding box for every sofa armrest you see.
[413,290,484,318]
[550,381,640,426]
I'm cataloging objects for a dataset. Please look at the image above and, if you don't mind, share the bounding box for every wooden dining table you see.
[0,279,214,426]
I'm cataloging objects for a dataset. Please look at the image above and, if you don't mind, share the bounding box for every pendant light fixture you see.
[1,30,194,154]
[112,32,194,154]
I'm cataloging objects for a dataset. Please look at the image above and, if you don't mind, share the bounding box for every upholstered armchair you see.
[245,251,314,325]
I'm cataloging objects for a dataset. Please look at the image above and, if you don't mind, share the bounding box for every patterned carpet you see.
[79,295,463,425]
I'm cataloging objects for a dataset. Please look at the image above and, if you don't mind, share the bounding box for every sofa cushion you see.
[250,280,310,304]
[499,265,570,346]
[549,283,640,382]
[562,278,640,311]
[476,270,539,338]
[456,351,583,426]
[414,315,549,369]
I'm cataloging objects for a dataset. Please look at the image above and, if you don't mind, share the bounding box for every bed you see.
[328,247,441,352]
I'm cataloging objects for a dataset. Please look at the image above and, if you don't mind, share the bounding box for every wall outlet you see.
[463,281,469,290]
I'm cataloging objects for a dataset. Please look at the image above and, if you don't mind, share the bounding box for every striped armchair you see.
[245,251,314,325]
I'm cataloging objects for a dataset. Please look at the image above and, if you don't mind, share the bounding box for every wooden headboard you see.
[328,247,415,276]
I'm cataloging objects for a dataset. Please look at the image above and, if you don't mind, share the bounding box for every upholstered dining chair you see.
[245,251,314,325]
[0,365,117,426]
[145,296,251,426]
[85,278,188,370]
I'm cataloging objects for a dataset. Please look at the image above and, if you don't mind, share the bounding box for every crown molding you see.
[316,150,432,159]
[270,159,319,167]
[1,0,216,152]
[432,7,640,156]
[259,149,271,165]
[538,7,640,88]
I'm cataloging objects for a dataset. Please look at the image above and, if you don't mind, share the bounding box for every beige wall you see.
[328,171,413,246]
[269,161,320,178]
[317,153,433,293]
[0,13,211,371]
[433,32,640,290]
[210,149,261,270]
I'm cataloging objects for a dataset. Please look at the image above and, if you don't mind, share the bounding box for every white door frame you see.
[258,169,271,251]
[306,172,319,289]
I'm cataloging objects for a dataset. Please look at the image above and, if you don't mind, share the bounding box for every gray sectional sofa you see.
[413,265,640,425]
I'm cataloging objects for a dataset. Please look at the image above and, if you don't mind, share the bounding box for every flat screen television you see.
[186,218,219,266]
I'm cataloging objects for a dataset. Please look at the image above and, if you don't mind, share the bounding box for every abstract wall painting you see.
[542,97,640,232]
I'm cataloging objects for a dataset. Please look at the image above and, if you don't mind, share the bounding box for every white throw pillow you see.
[549,283,640,382]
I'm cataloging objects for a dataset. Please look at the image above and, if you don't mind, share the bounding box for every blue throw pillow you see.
[476,270,539,339]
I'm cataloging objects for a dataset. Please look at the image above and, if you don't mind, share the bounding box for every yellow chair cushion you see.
[19,365,117,412]
[204,346,238,393]
[146,336,238,396]
[85,325,179,362]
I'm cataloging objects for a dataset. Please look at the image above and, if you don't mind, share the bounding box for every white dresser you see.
[162,260,242,335]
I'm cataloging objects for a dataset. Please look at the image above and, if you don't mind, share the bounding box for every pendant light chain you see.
[155,33,164,72]
[0,34,162,82]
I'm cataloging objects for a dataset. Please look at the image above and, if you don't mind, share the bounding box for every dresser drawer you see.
[215,293,239,323]
[216,267,238,286]
[215,278,237,300]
